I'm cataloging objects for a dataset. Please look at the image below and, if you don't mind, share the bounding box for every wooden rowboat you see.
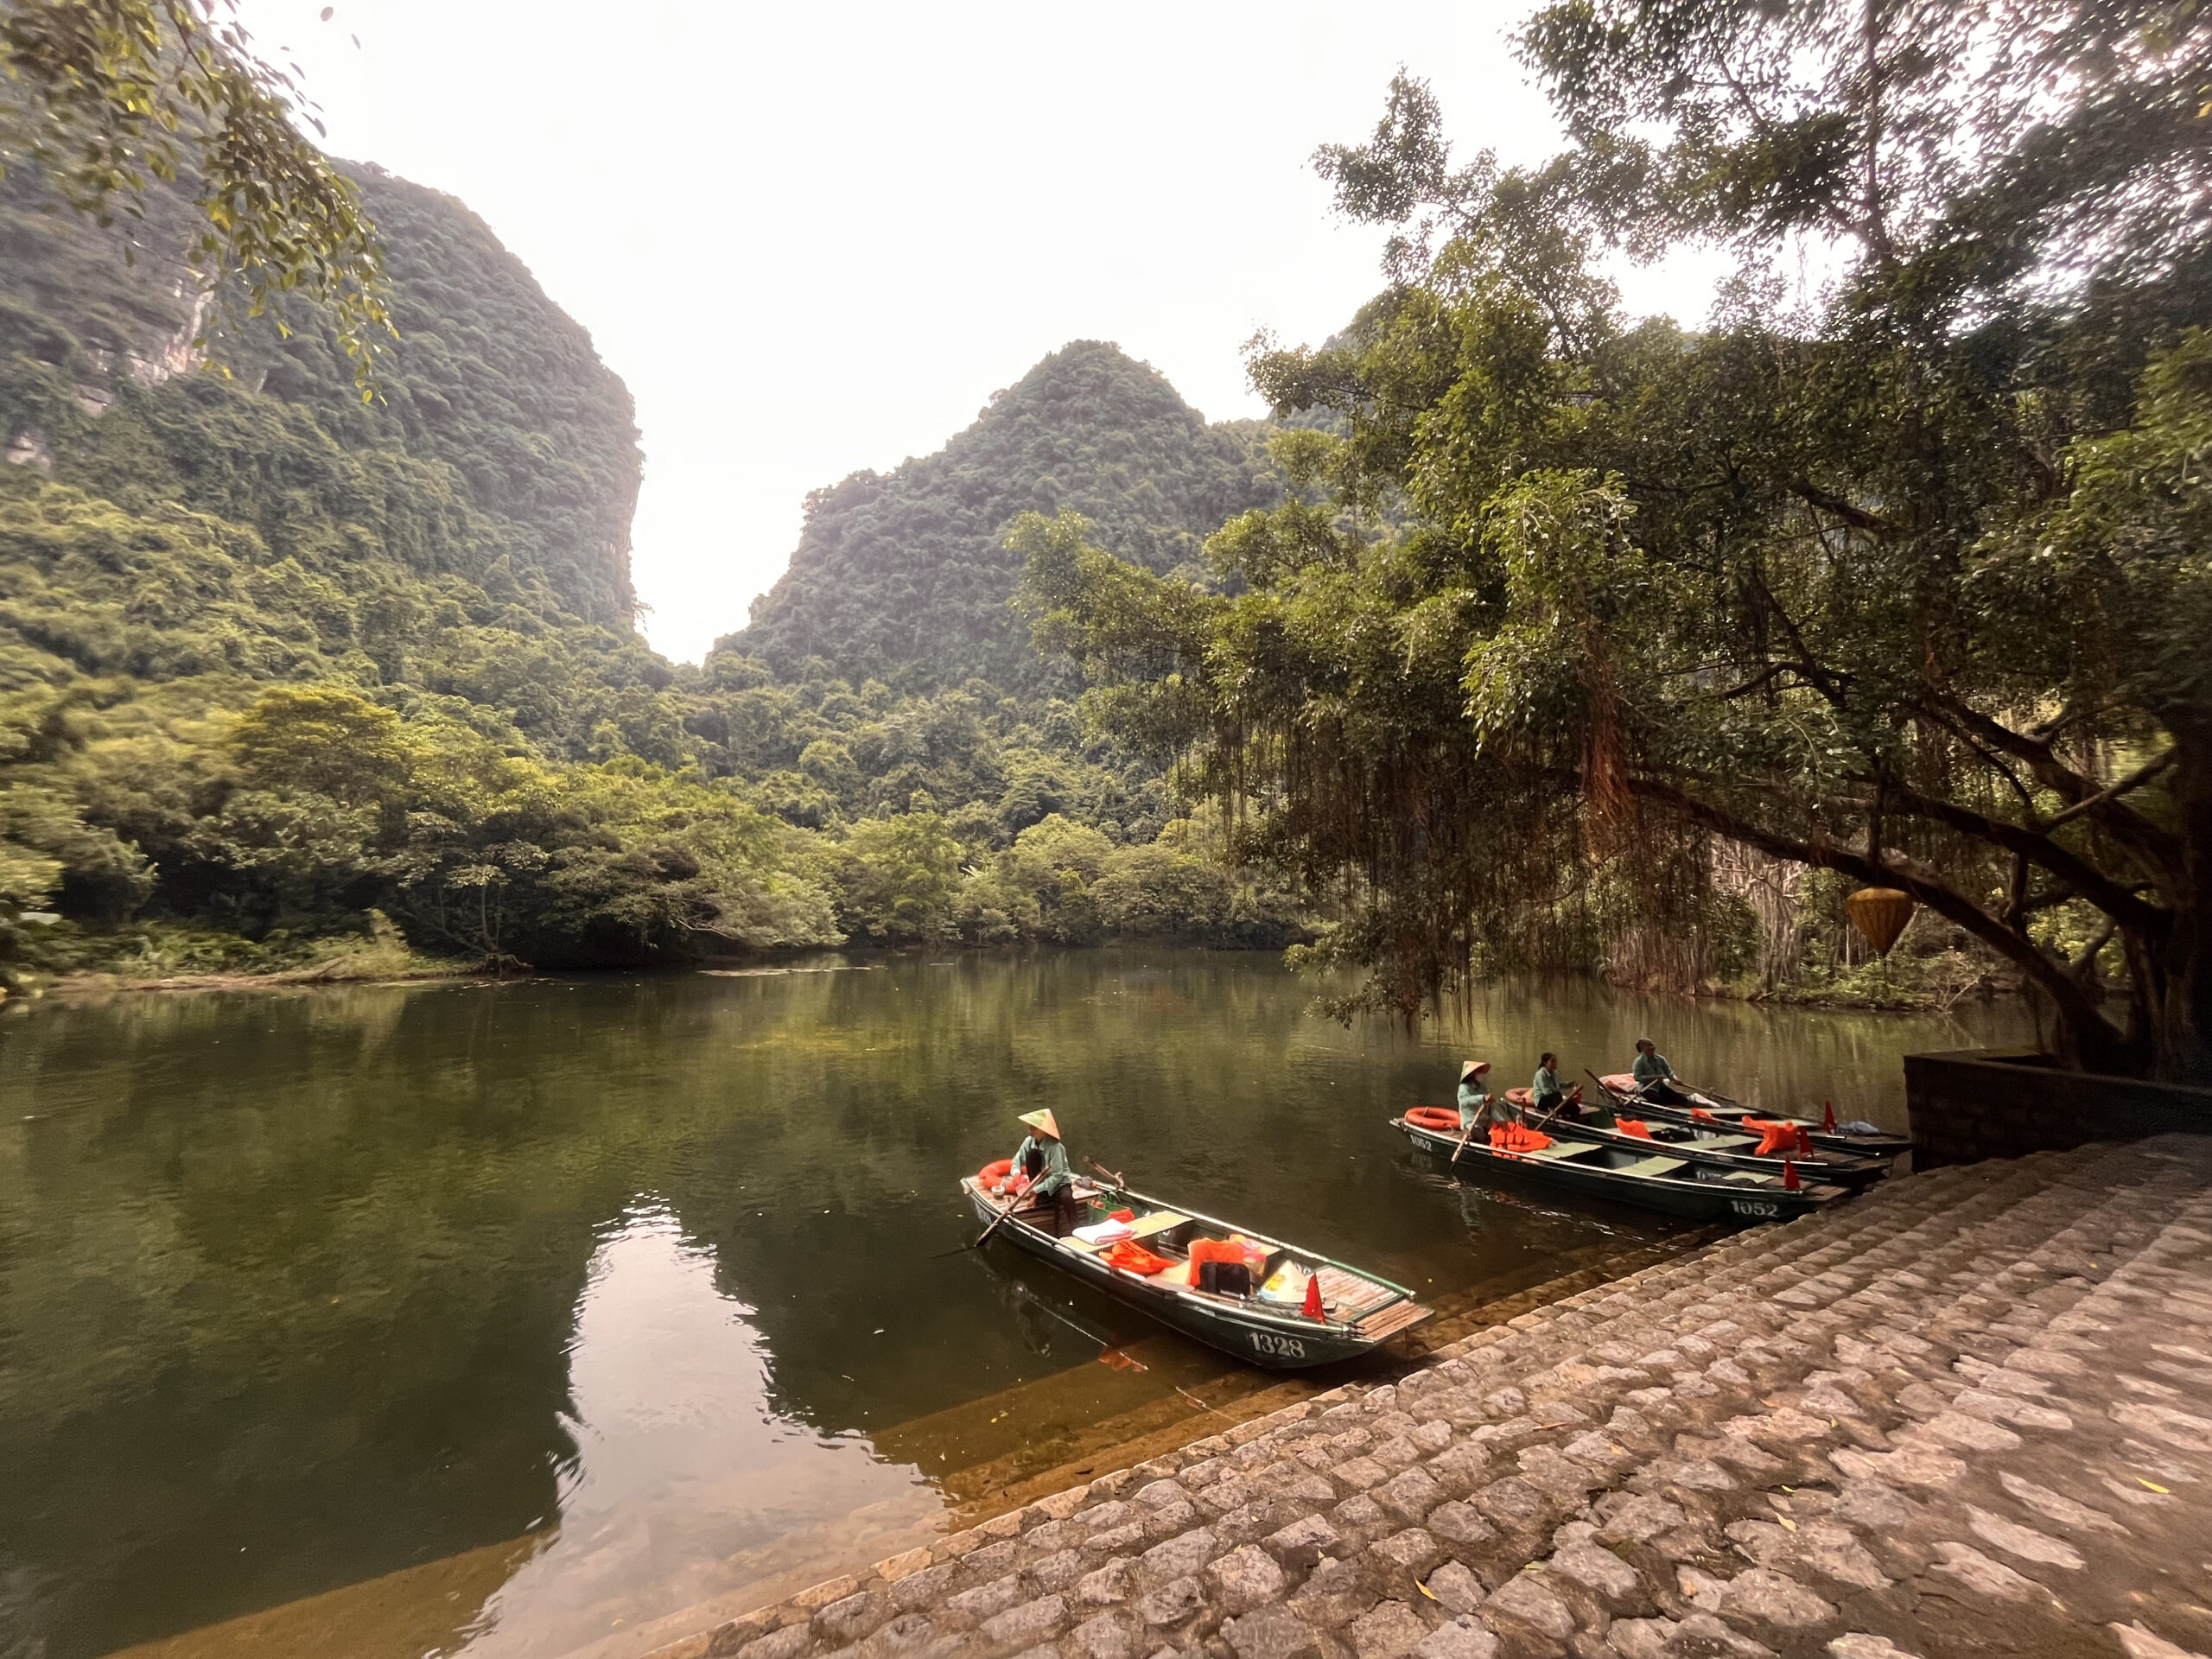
[1391,1114,1850,1224]
[1449,1092,1891,1191]
[1593,1075,1913,1160]
[959,1174,1432,1370]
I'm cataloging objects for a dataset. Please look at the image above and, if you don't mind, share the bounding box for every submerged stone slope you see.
[647,1137,2212,1659]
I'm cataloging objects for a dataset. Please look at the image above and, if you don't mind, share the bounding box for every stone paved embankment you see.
[646,1136,2212,1659]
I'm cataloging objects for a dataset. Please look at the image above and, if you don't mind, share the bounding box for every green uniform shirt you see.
[1457,1079,1495,1131]
[1632,1052,1675,1085]
[1533,1066,1564,1103]
[1013,1134,1071,1198]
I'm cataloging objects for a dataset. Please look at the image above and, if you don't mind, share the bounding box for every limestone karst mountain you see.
[733,340,1283,694]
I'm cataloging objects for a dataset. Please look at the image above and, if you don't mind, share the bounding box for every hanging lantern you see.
[1846,887,1916,957]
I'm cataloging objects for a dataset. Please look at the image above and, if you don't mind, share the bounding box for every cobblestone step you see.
[643,1137,2212,1659]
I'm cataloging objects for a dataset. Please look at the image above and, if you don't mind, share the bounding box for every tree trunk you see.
[2151,741,2212,1084]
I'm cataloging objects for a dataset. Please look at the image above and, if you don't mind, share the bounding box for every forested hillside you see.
[0,156,1306,986]
[735,341,1283,693]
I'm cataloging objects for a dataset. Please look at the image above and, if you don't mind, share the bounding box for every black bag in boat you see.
[1199,1259,1255,1296]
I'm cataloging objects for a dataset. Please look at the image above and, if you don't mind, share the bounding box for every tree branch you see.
[2073,918,2120,985]
[1634,776,2128,1065]
[2043,748,2175,830]
[1920,691,2184,871]
[1873,782,2170,938]
[1789,480,1888,531]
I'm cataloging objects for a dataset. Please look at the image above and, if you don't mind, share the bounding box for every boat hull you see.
[1452,1104,1890,1190]
[1395,1117,1847,1224]
[962,1184,1421,1370]
[1597,1078,1913,1160]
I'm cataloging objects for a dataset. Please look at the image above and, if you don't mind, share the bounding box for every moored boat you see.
[1409,1100,1889,1190]
[959,1171,1432,1370]
[1592,1076,1913,1160]
[1391,1113,1850,1224]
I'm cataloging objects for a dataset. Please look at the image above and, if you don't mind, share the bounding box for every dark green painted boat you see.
[960,1175,1433,1370]
[1594,1075,1913,1160]
[1392,1114,1851,1224]
[1426,1097,1891,1191]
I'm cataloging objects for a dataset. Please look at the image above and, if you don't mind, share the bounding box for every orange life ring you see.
[1406,1106,1461,1133]
[977,1157,1014,1193]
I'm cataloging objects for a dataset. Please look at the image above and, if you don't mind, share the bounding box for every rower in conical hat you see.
[1010,1109,1079,1236]
[1455,1061,1497,1135]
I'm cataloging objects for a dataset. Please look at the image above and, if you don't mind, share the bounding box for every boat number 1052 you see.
[1732,1199,1781,1218]
[1252,1332,1307,1358]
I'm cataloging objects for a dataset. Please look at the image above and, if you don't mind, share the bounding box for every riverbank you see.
[640,1135,2212,1659]
[31,960,494,1000]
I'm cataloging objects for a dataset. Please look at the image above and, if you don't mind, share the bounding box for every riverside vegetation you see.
[0,143,2125,1012]
[0,154,1305,989]
[9,0,2206,1060]
[1020,9,2212,1080]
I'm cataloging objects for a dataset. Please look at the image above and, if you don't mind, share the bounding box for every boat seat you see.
[1313,1265,1396,1317]
[1125,1211,1189,1240]
[1615,1155,1690,1177]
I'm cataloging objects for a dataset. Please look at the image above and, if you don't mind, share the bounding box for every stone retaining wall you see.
[1905,1048,2212,1166]
[644,1137,2212,1659]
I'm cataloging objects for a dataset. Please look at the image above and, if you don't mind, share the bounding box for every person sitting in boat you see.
[1008,1109,1081,1236]
[1531,1053,1582,1121]
[1456,1060,1499,1134]
[1630,1039,1676,1090]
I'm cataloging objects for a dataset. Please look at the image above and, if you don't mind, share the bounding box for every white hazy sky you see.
[235,2,1728,664]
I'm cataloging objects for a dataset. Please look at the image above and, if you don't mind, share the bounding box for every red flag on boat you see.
[1822,1099,1837,1130]
[1783,1159,1801,1191]
[1303,1273,1325,1320]
[1796,1125,1815,1156]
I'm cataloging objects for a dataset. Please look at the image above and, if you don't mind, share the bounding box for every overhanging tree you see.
[1021,2,2212,1081]
[1,0,389,384]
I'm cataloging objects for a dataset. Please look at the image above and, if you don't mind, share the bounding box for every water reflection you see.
[0,951,2031,1659]
[456,1206,937,1657]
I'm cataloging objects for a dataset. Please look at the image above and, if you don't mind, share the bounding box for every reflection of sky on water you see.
[457,1206,939,1657]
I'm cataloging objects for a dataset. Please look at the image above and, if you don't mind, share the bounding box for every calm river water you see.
[0,950,2030,1659]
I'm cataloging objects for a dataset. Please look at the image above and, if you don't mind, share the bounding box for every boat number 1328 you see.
[1251,1332,1307,1358]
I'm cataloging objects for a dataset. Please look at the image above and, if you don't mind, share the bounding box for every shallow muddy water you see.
[0,951,2030,1659]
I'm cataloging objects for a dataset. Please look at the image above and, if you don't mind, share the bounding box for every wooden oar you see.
[1086,1156,1128,1191]
[1527,1086,1584,1135]
[973,1193,1021,1249]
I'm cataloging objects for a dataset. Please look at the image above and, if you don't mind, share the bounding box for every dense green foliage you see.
[0,162,1301,982]
[736,341,1286,695]
[0,159,642,626]
[0,1,389,379]
[1022,7,2212,1079]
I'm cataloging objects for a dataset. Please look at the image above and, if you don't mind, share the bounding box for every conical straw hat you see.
[1018,1109,1061,1140]
[1459,1060,1490,1081]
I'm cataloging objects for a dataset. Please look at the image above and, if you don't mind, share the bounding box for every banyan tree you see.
[1020,2,2212,1084]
